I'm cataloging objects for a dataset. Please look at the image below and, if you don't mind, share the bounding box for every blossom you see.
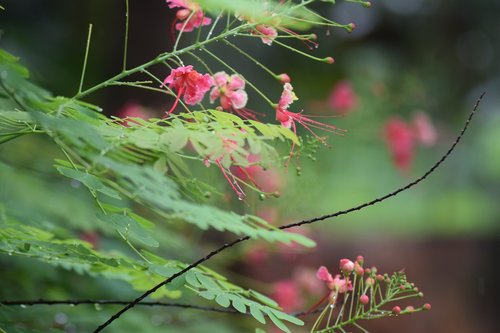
[255,24,278,45]
[328,81,358,115]
[384,118,415,172]
[272,280,303,311]
[316,266,351,293]
[331,274,352,293]
[231,154,283,193]
[209,71,248,111]
[275,83,344,165]
[167,0,211,32]
[412,112,437,146]
[339,259,355,274]
[117,102,149,126]
[163,65,213,114]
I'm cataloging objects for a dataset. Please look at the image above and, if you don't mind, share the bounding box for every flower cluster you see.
[311,256,431,332]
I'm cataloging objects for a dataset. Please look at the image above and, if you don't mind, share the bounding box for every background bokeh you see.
[1,0,499,332]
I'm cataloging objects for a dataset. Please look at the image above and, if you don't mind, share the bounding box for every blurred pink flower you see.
[293,267,324,296]
[272,280,303,311]
[117,103,149,126]
[412,112,437,146]
[167,0,211,32]
[232,154,283,194]
[316,266,352,293]
[328,81,358,115]
[255,24,278,45]
[384,118,415,172]
[245,243,269,265]
[163,65,213,113]
[80,231,100,249]
[209,71,248,110]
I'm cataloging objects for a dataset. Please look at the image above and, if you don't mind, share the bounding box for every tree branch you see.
[93,93,485,332]
[0,299,324,317]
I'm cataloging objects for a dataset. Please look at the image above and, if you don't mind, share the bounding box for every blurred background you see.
[1,0,499,332]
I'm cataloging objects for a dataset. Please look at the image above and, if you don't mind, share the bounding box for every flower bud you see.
[176,9,191,20]
[392,306,401,315]
[354,262,364,276]
[339,259,354,274]
[365,277,375,286]
[423,303,431,311]
[324,57,335,64]
[355,255,364,265]
[376,274,384,282]
[360,294,369,305]
[405,305,415,312]
[277,73,291,84]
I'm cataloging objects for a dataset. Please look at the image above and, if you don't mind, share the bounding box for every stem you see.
[78,24,93,94]
[122,0,130,72]
[74,23,251,100]
[272,38,330,63]
[173,11,195,52]
[223,40,278,79]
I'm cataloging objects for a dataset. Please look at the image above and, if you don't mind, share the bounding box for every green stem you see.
[78,24,93,94]
[122,0,130,72]
[74,23,251,100]
[272,38,330,63]
[173,11,196,52]
[223,40,278,79]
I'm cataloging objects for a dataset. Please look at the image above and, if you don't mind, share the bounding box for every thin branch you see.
[122,0,130,72]
[78,24,93,94]
[0,299,325,317]
[93,94,485,332]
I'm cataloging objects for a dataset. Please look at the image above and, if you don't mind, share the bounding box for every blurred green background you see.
[1,0,499,332]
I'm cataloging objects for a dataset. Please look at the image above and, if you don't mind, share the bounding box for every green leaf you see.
[215,294,231,308]
[230,297,247,314]
[251,290,279,308]
[55,166,121,199]
[266,311,291,333]
[250,304,266,324]
[96,213,159,247]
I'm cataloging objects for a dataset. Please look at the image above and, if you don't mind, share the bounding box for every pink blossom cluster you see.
[163,66,249,115]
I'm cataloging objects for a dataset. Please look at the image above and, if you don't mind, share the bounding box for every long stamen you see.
[164,85,184,116]
[215,158,245,200]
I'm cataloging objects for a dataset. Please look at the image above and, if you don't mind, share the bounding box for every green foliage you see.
[0,47,312,331]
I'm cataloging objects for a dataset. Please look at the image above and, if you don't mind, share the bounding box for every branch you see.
[0,299,324,317]
[93,93,485,332]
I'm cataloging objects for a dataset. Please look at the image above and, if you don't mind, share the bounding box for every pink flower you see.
[331,274,352,293]
[384,118,415,172]
[232,154,283,194]
[316,266,334,284]
[167,0,211,32]
[360,294,369,305]
[275,83,344,165]
[412,112,437,146]
[339,259,355,274]
[255,24,278,45]
[117,102,149,126]
[209,71,248,111]
[316,266,350,293]
[163,65,213,113]
[272,280,303,311]
[328,81,358,115]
